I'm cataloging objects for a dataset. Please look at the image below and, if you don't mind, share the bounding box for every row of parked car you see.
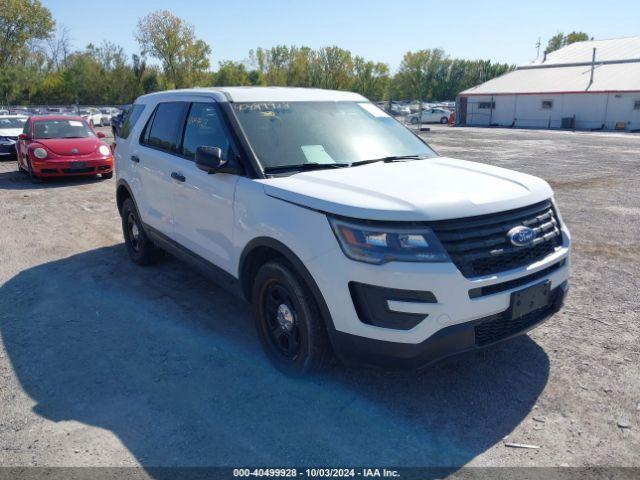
[0,106,123,128]
[374,100,455,125]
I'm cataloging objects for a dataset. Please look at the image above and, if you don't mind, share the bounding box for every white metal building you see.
[457,37,640,131]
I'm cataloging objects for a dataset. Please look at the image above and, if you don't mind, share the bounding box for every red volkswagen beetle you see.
[16,115,113,182]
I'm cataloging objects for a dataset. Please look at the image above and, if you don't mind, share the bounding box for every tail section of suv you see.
[114,87,570,374]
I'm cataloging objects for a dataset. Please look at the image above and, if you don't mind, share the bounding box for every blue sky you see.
[42,0,639,71]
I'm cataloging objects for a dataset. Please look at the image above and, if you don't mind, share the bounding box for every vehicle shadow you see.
[0,168,108,190]
[0,245,550,470]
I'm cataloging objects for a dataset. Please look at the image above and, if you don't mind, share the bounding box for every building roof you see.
[461,36,640,96]
[531,36,640,65]
[139,87,367,103]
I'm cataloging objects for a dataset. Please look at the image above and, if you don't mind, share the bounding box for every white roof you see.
[531,36,640,65]
[139,87,367,103]
[461,36,640,95]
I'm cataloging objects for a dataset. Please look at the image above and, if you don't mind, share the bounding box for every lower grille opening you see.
[41,169,58,174]
[474,287,561,346]
[62,167,94,174]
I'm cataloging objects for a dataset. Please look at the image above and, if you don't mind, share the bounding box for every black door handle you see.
[171,172,186,182]
[130,155,140,163]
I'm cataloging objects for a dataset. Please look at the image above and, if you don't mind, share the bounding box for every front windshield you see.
[33,120,94,139]
[232,101,437,169]
[0,117,27,128]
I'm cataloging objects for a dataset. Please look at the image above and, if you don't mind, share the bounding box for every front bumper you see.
[305,226,570,368]
[32,157,113,177]
[331,281,568,369]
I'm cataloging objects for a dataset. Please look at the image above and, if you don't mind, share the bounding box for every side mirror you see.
[18,133,29,141]
[195,146,226,173]
[96,131,106,139]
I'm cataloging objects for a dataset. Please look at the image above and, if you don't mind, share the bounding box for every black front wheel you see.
[440,116,449,124]
[27,160,41,184]
[101,171,113,179]
[252,259,331,375]
[121,198,164,265]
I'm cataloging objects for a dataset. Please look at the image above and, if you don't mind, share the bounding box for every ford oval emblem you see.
[71,148,79,154]
[508,226,535,247]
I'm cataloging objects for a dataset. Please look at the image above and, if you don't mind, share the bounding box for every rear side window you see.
[119,104,145,139]
[181,103,231,160]
[142,102,189,153]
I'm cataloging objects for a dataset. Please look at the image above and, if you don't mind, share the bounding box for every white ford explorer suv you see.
[114,87,570,374]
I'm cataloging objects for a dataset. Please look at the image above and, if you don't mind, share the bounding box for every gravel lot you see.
[0,125,638,470]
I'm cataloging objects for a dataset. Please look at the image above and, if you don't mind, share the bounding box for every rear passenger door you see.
[135,101,190,237]
[169,101,240,274]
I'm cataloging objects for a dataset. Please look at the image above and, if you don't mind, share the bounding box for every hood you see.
[36,137,101,156]
[0,128,22,138]
[260,157,553,221]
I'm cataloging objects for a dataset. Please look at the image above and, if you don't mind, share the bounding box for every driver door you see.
[169,101,240,274]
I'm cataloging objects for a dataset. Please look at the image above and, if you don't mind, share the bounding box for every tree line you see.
[0,1,517,106]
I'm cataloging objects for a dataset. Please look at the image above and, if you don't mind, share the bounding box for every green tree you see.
[0,0,54,68]
[135,10,211,89]
[214,60,251,86]
[545,31,590,54]
[352,57,390,100]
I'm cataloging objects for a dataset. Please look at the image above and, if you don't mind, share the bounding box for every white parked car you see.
[99,107,119,126]
[389,103,411,116]
[78,108,104,127]
[406,107,452,125]
[115,87,570,374]
[0,115,28,159]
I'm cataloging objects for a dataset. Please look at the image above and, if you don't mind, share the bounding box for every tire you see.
[252,259,331,375]
[121,198,164,265]
[410,117,419,125]
[17,157,26,174]
[440,116,449,124]
[27,159,41,183]
[101,171,113,179]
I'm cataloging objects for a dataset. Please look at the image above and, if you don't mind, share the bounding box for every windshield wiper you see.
[349,155,426,167]
[264,162,350,174]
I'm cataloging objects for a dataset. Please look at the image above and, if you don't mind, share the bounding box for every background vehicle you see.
[115,87,570,375]
[111,104,131,137]
[99,107,119,126]
[0,115,27,159]
[78,108,103,127]
[16,115,113,182]
[406,107,452,125]
[389,103,411,116]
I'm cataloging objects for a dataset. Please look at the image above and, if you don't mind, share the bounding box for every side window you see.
[23,121,30,135]
[181,102,231,160]
[119,104,145,139]
[143,102,189,153]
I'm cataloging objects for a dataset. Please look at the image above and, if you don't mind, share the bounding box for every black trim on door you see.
[143,223,244,299]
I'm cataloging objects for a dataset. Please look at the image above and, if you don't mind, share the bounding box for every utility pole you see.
[535,37,541,58]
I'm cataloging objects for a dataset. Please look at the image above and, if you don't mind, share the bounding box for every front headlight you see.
[33,147,48,159]
[328,216,449,265]
[98,145,111,156]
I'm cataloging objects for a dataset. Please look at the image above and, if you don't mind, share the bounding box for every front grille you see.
[0,143,16,154]
[468,259,565,298]
[474,287,560,346]
[432,200,562,278]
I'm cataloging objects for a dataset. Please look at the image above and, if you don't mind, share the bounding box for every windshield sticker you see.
[69,121,84,127]
[301,145,335,164]
[358,102,390,118]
